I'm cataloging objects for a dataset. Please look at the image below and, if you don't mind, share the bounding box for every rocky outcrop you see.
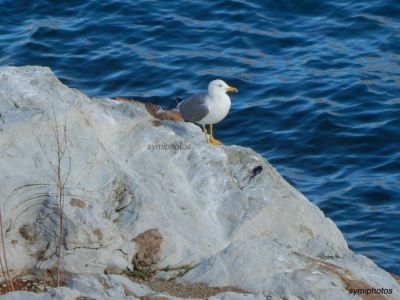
[0,66,399,299]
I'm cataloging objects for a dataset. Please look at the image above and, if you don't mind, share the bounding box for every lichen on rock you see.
[132,229,163,271]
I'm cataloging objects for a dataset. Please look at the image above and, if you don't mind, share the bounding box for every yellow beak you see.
[226,86,238,93]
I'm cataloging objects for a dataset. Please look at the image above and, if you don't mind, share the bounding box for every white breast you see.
[199,93,231,125]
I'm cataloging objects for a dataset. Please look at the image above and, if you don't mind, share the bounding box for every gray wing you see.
[178,92,209,122]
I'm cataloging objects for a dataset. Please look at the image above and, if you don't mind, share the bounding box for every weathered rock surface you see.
[0,66,399,299]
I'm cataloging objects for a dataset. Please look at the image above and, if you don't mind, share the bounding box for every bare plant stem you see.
[38,107,71,288]
[51,107,70,288]
[55,113,62,288]
[56,178,64,288]
[0,211,14,291]
[0,252,10,291]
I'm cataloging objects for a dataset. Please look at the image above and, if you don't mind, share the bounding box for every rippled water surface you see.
[1,0,399,274]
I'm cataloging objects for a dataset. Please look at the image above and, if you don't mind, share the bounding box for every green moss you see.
[123,264,196,282]
[123,269,155,281]
[159,264,195,277]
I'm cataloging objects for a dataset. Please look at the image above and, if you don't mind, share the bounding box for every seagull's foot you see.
[209,137,223,146]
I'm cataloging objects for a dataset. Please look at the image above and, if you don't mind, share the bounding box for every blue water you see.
[1,0,399,274]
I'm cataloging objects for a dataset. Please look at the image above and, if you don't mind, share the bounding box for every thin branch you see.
[37,105,71,288]
[37,138,57,174]
[61,143,72,189]
[0,253,10,291]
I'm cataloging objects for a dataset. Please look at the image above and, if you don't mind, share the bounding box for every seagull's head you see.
[208,79,238,97]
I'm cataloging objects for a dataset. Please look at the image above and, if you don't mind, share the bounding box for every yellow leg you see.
[209,124,222,145]
[202,125,209,143]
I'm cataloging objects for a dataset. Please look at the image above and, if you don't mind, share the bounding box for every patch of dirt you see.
[0,269,73,295]
[0,278,48,294]
[70,198,86,208]
[145,103,183,122]
[93,228,103,241]
[18,224,38,242]
[132,229,163,271]
[124,263,248,299]
[146,279,248,298]
[141,296,169,300]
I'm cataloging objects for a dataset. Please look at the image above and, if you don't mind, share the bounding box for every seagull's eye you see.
[218,84,223,87]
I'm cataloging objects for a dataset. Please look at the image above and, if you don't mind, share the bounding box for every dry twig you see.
[49,106,71,287]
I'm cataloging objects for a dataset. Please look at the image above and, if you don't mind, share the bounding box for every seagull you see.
[178,79,238,145]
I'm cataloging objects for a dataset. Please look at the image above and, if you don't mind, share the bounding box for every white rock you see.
[180,237,348,299]
[155,270,182,281]
[208,292,271,300]
[0,66,398,300]
[0,287,81,300]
